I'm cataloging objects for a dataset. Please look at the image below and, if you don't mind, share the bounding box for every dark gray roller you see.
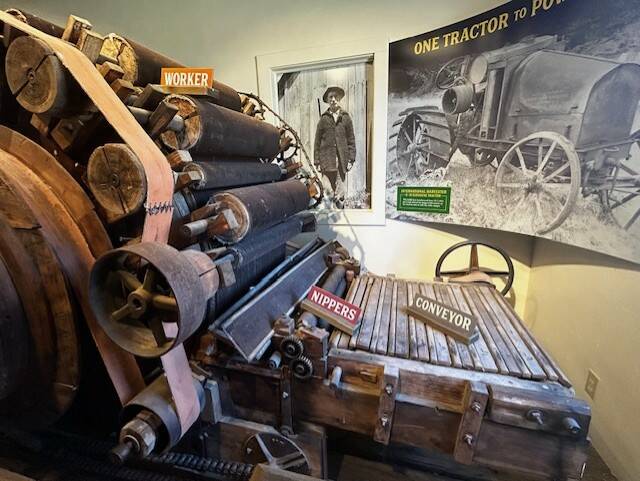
[183,161,283,191]
[228,213,316,269]
[213,179,311,244]
[163,95,280,159]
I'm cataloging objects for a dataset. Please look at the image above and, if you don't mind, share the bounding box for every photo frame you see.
[257,38,388,226]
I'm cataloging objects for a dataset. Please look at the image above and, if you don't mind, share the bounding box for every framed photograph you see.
[257,38,388,225]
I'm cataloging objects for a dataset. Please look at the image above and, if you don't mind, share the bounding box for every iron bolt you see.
[245,447,252,455]
[385,384,394,395]
[380,415,389,427]
[282,391,289,399]
[471,401,482,413]
[463,434,474,445]
[527,410,544,425]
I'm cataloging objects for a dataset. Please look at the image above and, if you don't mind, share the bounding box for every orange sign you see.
[160,68,214,88]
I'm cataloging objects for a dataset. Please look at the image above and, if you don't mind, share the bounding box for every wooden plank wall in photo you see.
[278,62,371,207]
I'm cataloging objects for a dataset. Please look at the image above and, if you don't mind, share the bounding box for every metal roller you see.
[160,95,281,158]
[212,179,311,244]
[226,213,316,269]
[183,160,283,191]
[111,375,205,463]
[89,242,219,358]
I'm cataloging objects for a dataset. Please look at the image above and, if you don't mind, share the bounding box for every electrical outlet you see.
[585,369,599,400]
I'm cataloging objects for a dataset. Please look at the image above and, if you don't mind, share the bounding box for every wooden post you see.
[453,381,489,465]
[373,365,399,445]
[147,100,180,139]
[77,29,104,63]
[61,15,92,44]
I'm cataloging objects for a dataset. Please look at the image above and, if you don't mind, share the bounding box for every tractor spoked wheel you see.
[389,112,450,178]
[495,131,581,235]
[599,156,640,233]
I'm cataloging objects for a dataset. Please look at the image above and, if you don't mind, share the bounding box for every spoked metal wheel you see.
[496,132,581,235]
[243,433,310,474]
[599,139,640,233]
[393,112,449,178]
[89,243,208,358]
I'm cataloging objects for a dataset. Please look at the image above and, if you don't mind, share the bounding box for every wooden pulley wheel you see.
[5,35,74,116]
[100,33,138,84]
[0,251,28,401]
[0,156,80,427]
[87,143,147,223]
[89,242,213,358]
[160,94,201,151]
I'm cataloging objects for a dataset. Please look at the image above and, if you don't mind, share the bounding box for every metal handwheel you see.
[435,241,515,296]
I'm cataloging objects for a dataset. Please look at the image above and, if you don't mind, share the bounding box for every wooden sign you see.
[407,293,479,344]
[160,67,214,88]
[300,286,362,334]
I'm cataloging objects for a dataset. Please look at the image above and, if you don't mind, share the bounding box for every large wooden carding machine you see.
[0,9,591,481]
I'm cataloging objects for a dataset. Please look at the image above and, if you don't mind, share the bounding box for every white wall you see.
[526,240,640,481]
[6,1,638,479]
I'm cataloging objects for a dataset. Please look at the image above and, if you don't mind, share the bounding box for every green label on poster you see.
[397,187,451,214]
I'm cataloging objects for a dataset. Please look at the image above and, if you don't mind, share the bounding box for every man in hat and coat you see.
[314,86,356,209]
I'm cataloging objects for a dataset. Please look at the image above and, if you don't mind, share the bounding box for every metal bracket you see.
[279,367,294,435]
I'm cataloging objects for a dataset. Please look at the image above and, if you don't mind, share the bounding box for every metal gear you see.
[290,356,313,381]
[280,335,303,360]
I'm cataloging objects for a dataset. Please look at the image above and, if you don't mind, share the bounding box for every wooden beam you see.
[453,381,488,464]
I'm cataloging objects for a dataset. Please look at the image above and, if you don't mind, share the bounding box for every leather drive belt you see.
[0,11,200,435]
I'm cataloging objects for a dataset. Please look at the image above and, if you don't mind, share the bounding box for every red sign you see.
[305,285,362,332]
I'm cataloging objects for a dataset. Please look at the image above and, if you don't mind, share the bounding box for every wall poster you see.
[278,58,373,212]
[386,0,640,263]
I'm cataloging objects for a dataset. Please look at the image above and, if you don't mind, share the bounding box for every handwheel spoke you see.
[403,129,412,144]
[439,269,471,276]
[469,244,479,271]
[142,268,157,291]
[111,303,133,322]
[483,270,511,277]
[152,294,178,311]
[117,270,141,291]
[148,316,169,347]
[255,434,277,464]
